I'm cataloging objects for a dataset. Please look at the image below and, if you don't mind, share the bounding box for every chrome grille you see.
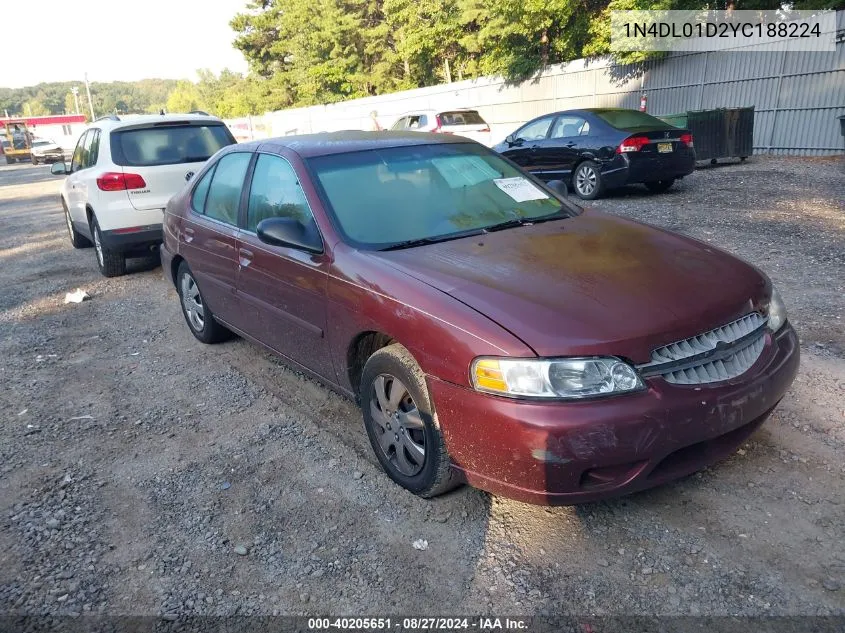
[638,312,767,385]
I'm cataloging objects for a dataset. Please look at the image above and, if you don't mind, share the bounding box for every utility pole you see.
[84,73,95,120]
[71,87,80,115]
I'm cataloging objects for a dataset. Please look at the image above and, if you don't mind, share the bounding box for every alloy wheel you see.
[180,273,205,332]
[576,165,597,196]
[369,374,426,477]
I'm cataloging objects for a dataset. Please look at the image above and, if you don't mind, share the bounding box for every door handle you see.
[565,142,576,147]
[183,227,194,243]
[238,248,254,267]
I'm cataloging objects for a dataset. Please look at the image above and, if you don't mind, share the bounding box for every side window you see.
[246,154,316,233]
[391,117,407,131]
[550,116,588,139]
[203,152,251,225]
[86,130,101,168]
[516,117,553,142]
[407,115,424,129]
[70,131,88,173]
[190,165,216,214]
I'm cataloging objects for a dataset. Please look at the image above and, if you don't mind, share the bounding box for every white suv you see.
[52,113,236,277]
[390,109,492,146]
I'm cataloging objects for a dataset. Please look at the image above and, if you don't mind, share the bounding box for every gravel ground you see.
[0,156,843,620]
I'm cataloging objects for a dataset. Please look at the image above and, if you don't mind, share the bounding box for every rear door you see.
[235,152,333,380]
[109,121,235,212]
[181,151,252,325]
[537,114,590,178]
[66,130,96,224]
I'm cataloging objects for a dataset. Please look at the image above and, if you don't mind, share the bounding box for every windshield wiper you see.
[483,210,571,233]
[380,228,485,251]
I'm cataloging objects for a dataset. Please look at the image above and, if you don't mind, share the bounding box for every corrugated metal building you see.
[250,10,844,156]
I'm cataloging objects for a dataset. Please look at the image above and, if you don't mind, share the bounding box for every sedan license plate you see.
[657,142,673,153]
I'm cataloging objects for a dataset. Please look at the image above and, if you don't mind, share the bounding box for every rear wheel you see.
[176,261,231,344]
[644,179,675,193]
[572,160,605,200]
[5,156,14,165]
[90,215,126,277]
[360,344,458,498]
[63,200,92,249]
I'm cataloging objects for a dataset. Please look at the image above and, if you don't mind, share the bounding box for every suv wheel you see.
[176,262,231,344]
[360,344,459,498]
[63,200,92,249]
[90,215,126,277]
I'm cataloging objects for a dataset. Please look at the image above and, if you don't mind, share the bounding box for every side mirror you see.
[256,217,322,253]
[546,180,569,197]
[51,162,68,175]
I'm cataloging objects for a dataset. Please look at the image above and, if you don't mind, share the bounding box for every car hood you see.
[371,210,767,363]
[33,143,62,153]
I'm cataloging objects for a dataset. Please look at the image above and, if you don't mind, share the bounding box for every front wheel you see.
[31,156,39,165]
[63,200,92,249]
[572,161,605,200]
[90,215,126,277]
[360,344,458,498]
[644,179,675,193]
[176,262,231,344]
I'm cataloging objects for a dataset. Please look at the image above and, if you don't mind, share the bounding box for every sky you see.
[1,0,250,88]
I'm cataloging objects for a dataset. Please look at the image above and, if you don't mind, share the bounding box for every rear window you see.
[438,111,486,126]
[110,123,235,167]
[595,110,673,131]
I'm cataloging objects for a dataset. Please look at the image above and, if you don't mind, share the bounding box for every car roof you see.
[395,108,480,115]
[256,131,475,158]
[87,113,225,131]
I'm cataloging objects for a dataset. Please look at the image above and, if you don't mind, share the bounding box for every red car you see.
[160,132,799,505]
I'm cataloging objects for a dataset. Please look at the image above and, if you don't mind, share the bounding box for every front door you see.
[235,152,334,381]
[501,115,554,172]
[181,151,252,325]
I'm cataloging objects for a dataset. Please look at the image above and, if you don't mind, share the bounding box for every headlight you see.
[471,357,644,399]
[767,288,787,332]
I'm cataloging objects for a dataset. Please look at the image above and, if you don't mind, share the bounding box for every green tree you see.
[23,99,50,116]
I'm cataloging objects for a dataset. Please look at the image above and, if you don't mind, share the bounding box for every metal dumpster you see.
[658,107,754,163]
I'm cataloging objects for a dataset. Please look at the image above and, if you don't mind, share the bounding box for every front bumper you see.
[429,323,799,505]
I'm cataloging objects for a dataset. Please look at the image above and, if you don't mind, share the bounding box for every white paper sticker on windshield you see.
[493,177,549,202]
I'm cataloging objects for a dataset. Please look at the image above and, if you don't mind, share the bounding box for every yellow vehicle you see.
[1,120,33,164]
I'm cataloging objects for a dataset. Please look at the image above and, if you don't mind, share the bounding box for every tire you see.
[63,199,92,249]
[176,261,231,344]
[90,215,126,277]
[5,157,14,165]
[31,156,39,165]
[644,179,675,193]
[360,344,459,498]
[572,160,605,200]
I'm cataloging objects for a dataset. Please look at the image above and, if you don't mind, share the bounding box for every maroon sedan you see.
[160,132,799,505]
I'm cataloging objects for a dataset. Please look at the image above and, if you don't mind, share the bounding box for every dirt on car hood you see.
[372,209,768,364]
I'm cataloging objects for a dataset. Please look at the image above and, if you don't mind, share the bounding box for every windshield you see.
[32,140,51,147]
[110,123,235,167]
[308,142,574,249]
[595,109,673,131]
